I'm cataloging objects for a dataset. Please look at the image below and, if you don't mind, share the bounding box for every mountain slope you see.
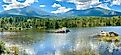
[0,6,54,17]
[0,7,121,17]
[65,7,121,16]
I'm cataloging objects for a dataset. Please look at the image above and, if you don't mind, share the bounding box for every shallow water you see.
[0,26,121,55]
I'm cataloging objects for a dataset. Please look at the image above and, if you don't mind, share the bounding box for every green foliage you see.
[11,46,19,55]
[0,41,28,55]
[0,16,121,31]
[0,41,10,54]
[0,41,6,54]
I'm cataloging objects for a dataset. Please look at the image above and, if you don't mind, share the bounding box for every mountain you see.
[64,7,121,17]
[0,7,121,18]
[1,0,121,18]
[0,6,55,18]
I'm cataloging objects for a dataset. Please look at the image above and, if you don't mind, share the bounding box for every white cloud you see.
[51,7,72,14]
[51,2,73,14]
[35,0,39,2]
[73,0,102,10]
[56,0,63,1]
[74,1,93,10]
[111,0,121,6]
[0,11,1,13]
[97,4,111,10]
[67,0,80,3]
[90,0,100,5]
[40,5,46,7]
[51,4,72,14]
[52,3,61,8]
[76,4,90,10]
[56,0,94,10]
[3,0,12,3]
[55,0,92,10]
[56,0,112,10]
[2,0,38,10]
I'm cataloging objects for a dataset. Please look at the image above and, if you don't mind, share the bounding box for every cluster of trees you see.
[0,16,121,31]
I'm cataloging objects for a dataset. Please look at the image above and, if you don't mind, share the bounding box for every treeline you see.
[0,16,121,31]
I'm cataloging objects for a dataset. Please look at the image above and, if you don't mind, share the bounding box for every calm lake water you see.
[0,26,121,55]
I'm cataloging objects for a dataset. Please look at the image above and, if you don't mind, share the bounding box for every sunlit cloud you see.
[40,5,46,7]
[52,3,61,8]
[111,0,121,6]
[51,3,72,14]
[2,0,38,10]
[97,4,111,10]
[55,0,114,11]
[3,0,12,3]
[51,7,72,14]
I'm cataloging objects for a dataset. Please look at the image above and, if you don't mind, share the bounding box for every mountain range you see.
[0,6,121,18]
[0,6,54,17]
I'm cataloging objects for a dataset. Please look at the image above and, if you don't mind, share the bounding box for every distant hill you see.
[0,7,121,18]
[64,7,121,17]
[0,6,55,18]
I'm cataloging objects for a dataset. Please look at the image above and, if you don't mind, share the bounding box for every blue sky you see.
[0,0,121,14]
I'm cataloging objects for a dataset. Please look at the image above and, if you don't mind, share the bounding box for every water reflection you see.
[0,26,121,55]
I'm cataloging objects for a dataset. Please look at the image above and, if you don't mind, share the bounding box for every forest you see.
[0,16,121,31]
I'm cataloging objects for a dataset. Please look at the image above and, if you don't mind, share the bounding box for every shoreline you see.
[0,26,121,32]
[0,16,121,32]
[0,40,35,55]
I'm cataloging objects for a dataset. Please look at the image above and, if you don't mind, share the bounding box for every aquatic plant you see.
[0,41,30,55]
[0,41,6,54]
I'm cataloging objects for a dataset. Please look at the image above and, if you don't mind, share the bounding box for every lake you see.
[0,26,121,55]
